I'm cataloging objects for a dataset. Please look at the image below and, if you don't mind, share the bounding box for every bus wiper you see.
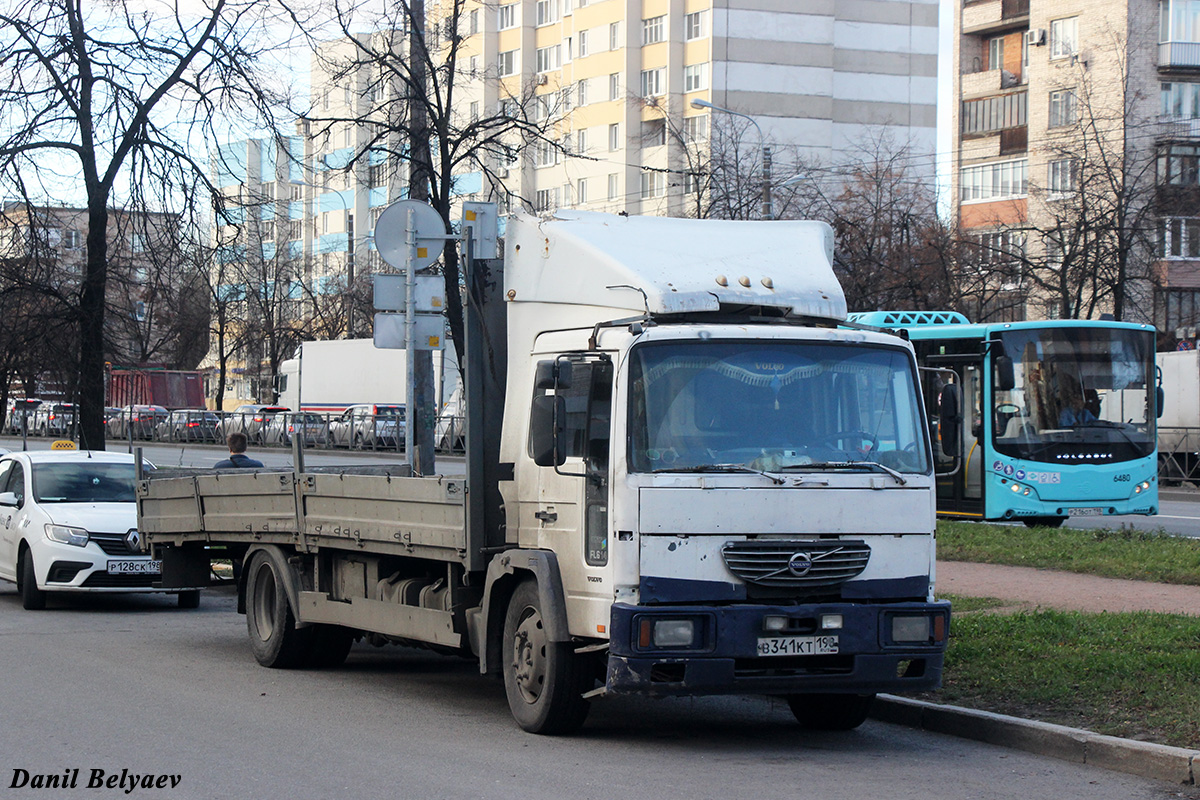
[650,463,786,485]
[780,460,908,486]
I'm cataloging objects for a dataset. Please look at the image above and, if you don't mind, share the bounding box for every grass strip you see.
[937,520,1200,585]
[927,609,1200,749]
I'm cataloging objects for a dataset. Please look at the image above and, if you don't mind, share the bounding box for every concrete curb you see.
[872,695,1199,785]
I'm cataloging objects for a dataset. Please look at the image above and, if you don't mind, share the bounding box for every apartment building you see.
[454,0,939,217]
[952,0,1200,334]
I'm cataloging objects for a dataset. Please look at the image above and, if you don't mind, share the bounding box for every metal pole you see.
[404,207,416,468]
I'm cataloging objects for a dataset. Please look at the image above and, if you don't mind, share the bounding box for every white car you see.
[0,450,202,610]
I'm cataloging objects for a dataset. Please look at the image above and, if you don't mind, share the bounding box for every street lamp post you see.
[690,99,773,220]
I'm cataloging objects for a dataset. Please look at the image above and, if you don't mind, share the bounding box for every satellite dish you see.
[374,200,446,270]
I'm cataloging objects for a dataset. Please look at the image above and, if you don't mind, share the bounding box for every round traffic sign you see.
[374,200,447,271]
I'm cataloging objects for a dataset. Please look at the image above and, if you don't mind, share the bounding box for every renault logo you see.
[125,529,141,552]
[787,552,814,577]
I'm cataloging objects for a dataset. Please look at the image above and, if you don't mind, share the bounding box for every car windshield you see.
[32,462,136,503]
[628,340,930,474]
[375,406,404,418]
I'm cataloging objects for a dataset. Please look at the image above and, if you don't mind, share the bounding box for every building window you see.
[640,171,665,199]
[536,45,561,73]
[499,4,517,30]
[576,78,588,105]
[1162,81,1200,118]
[290,183,303,201]
[642,119,666,146]
[498,50,518,77]
[988,36,1005,71]
[577,128,588,153]
[607,173,619,201]
[642,15,665,45]
[64,229,81,249]
[959,158,1028,202]
[639,68,664,98]
[1047,158,1076,194]
[969,229,1027,265]
[1159,143,1200,185]
[683,115,708,142]
[1158,217,1200,258]
[685,11,706,40]
[469,101,480,123]
[1161,0,1200,42]
[535,188,560,211]
[1156,288,1200,336]
[609,21,621,51]
[577,178,588,204]
[579,30,589,57]
[683,64,707,93]
[609,73,620,100]
[608,123,621,151]
[1050,17,1078,59]
[369,164,386,188]
[535,139,559,167]
[536,0,559,26]
[470,9,479,34]
[1048,89,1077,128]
[960,92,1027,135]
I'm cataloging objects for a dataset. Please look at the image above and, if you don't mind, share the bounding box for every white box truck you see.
[137,210,949,734]
[1156,349,1199,481]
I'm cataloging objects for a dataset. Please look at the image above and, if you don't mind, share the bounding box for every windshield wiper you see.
[649,463,786,485]
[779,460,908,485]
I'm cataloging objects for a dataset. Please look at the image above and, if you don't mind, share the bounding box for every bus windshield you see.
[628,340,930,475]
[992,327,1155,463]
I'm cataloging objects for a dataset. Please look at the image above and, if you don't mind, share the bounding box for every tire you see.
[245,550,313,668]
[18,549,46,611]
[502,580,591,734]
[354,432,365,451]
[177,589,201,609]
[304,624,356,668]
[787,693,875,731]
[1022,516,1067,528]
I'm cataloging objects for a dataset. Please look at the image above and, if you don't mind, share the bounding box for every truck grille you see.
[721,540,870,588]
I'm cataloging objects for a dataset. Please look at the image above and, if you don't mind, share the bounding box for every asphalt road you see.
[1065,487,1200,537]
[0,584,1191,800]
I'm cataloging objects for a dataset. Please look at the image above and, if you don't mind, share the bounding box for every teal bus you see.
[847,312,1159,527]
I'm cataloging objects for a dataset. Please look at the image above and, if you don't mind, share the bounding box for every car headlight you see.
[45,524,89,548]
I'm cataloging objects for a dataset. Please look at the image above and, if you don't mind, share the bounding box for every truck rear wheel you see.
[502,580,591,734]
[787,693,875,731]
[245,550,313,668]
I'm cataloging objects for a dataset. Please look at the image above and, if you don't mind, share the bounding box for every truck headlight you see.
[891,615,931,643]
[45,524,89,548]
[637,617,699,649]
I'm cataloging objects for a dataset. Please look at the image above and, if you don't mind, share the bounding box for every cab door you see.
[524,354,614,636]
[0,459,16,579]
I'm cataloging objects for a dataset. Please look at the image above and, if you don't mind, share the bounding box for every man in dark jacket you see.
[214,432,265,468]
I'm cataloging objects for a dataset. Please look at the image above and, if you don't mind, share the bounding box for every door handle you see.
[534,510,557,524]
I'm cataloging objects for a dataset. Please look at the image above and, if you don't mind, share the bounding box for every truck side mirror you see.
[995,355,1015,391]
[534,359,573,391]
[530,395,567,467]
[938,384,962,458]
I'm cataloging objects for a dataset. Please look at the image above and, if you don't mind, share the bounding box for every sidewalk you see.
[935,560,1200,615]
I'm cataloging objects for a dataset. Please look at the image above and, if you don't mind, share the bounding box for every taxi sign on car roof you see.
[50,440,77,450]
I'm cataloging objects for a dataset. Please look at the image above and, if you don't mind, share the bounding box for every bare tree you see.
[0,0,288,447]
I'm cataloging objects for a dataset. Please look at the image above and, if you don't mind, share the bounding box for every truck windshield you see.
[628,340,930,475]
[992,327,1155,463]
[33,462,136,503]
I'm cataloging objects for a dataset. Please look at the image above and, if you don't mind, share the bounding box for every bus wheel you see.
[1022,516,1066,528]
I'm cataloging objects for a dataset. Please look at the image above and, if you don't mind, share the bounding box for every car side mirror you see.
[0,491,17,507]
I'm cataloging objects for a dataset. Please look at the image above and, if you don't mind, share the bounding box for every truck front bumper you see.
[604,600,949,697]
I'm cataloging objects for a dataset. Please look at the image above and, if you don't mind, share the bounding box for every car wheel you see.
[177,590,201,609]
[18,548,47,611]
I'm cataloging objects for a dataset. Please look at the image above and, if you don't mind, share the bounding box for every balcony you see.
[1159,116,1200,140]
[962,0,1029,35]
[1160,41,1200,71]
[1000,126,1028,155]
[960,68,1024,97]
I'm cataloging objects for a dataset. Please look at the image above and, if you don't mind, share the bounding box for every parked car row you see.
[0,402,465,453]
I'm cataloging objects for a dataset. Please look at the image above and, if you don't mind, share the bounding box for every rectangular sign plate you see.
[756,635,839,657]
[1067,507,1104,517]
[107,560,162,575]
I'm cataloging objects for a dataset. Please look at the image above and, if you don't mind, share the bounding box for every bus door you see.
[924,356,984,519]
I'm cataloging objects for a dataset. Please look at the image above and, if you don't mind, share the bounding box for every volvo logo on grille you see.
[125,529,141,551]
[787,552,814,576]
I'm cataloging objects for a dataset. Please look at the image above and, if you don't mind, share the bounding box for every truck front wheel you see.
[502,580,591,734]
[787,693,875,731]
[245,551,313,668]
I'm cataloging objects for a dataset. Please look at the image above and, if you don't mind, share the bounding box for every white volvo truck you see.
[137,209,950,734]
